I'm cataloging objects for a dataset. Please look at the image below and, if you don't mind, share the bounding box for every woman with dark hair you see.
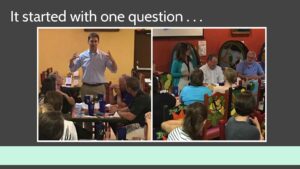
[161,70,211,134]
[167,102,208,141]
[170,43,197,92]
[39,74,75,114]
[180,69,212,105]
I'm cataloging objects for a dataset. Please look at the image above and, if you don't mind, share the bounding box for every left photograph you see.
[38,28,152,141]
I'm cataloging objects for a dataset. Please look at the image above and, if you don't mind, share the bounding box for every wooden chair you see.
[202,90,230,140]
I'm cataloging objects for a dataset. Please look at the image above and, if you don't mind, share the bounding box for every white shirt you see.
[69,49,117,84]
[60,120,78,140]
[200,64,224,84]
[167,127,192,141]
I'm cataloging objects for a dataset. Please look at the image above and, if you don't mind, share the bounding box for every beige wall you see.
[39,29,135,84]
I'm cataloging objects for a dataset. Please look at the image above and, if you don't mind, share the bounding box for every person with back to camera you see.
[69,32,118,100]
[39,111,64,140]
[180,69,212,105]
[161,69,211,134]
[42,91,78,140]
[213,67,237,94]
[48,73,75,114]
[40,75,74,115]
[167,102,208,141]
[225,91,264,140]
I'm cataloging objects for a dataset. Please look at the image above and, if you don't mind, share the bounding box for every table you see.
[64,106,126,140]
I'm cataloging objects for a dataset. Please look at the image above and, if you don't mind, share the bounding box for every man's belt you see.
[83,82,105,86]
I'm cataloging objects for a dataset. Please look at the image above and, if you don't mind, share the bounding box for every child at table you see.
[225,91,264,140]
[213,67,237,94]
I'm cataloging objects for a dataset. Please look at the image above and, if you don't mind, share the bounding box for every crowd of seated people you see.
[39,71,151,141]
[155,49,265,141]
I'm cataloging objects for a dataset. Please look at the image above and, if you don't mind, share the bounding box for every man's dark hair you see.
[44,91,63,111]
[88,32,100,41]
[39,111,64,140]
[207,54,218,62]
[190,69,204,86]
[183,102,208,140]
[126,77,140,92]
[234,91,256,116]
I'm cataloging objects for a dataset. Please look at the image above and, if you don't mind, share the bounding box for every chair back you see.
[202,90,229,140]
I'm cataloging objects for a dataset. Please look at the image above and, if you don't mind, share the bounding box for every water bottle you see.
[88,103,94,116]
[98,94,106,113]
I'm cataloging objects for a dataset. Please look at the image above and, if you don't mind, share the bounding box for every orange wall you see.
[39,29,135,84]
[153,28,265,72]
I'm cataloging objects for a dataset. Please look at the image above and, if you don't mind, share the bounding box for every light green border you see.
[0,146,300,165]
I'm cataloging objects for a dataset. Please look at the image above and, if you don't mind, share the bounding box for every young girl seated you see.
[167,102,208,141]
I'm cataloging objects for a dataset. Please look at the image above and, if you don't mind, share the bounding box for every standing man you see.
[69,32,118,99]
[236,51,264,80]
[200,54,224,85]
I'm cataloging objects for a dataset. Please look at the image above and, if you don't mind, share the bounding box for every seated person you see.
[161,69,211,134]
[213,67,237,94]
[49,73,76,114]
[153,75,176,130]
[180,69,212,105]
[39,111,64,140]
[110,77,151,140]
[225,91,264,140]
[236,51,264,80]
[167,102,208,141]
[109,74,133,108]
[40,74,75,114]
[42,91,78,140]
[200,54,224,85]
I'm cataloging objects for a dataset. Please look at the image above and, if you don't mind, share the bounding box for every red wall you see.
[153,28,265,72]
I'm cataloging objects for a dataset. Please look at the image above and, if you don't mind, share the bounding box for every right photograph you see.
[152,28,266,141]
